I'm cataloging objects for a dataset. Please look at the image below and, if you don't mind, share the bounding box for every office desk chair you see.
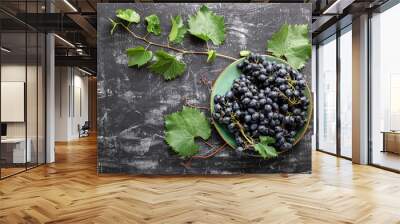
[79,121,90,138]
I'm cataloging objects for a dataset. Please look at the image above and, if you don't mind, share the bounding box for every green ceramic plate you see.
[210,55,313,150]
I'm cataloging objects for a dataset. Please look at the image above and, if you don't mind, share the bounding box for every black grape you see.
[211,53,309,154]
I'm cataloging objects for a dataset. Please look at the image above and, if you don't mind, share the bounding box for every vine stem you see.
[121,24,238,61]
[231,115,255,147]
[182,97,210,110]
[237,121,254,147]
[192,143,227,159]
[180,143,227,168]
[277,89,300,106]
[184,102,210,110]
[201,139,214,148]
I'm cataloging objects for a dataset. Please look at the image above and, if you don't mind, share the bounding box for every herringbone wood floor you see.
[1,135,400,224]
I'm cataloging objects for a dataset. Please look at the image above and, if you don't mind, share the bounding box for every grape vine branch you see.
[120,23,237,61]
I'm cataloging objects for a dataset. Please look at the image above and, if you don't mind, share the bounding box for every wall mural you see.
[97,3,312,174]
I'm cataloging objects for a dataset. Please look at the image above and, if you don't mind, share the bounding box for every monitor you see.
[1,123,7,137]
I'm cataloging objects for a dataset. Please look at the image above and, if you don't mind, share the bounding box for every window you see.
[370,3,400,171]
[339,27,352,158]
[317,35,337,154]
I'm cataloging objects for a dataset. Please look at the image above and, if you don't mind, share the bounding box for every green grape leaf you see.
[165,106,211,157]
[207,50,216,63]
[109,18,119,35]
[254,136,278,159]
[148,50,186,80]
[188,5,225,45]
[267,23,311,69]
[116,8,140,23]
[239,50,251,57]
[126,46,153,67]
[145,14,161,35]
[168,15,187,44]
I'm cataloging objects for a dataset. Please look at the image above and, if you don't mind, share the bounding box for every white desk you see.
[1,138,31,163]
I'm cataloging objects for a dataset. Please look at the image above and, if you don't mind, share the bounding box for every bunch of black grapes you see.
[212,54,309,154]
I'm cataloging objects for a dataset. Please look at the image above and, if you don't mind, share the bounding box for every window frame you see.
[315,23,353,161]
[367,0,400,173]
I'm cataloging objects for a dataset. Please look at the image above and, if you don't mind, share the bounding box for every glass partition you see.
[1,30,28,177]
[0,1,46,179]
[317,35,337,154]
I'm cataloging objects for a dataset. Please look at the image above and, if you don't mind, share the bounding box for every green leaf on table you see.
[165,106,211,157]
[116,8,140,23]
[145,14,161,35]
[267,23,311,69]
[148,50,186,80]
[207,50,216,63]
[188,5,225,45]
[254,136,278,159]
[168,15,187,44]
[109,18,119,35]
[126,46,153,67]
[239,50,251,57]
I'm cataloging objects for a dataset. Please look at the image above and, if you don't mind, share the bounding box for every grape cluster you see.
[212,54,309,154]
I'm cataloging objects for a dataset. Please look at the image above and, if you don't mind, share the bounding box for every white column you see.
[46,33,55,163]
[45,0,55,163]
[352,14,369,164]
[46,34,55,163]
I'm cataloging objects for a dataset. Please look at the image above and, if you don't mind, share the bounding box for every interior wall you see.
[55,66,89,141]
[1,63,45,167]
[55,66,69,141]
[0,64,37,138]
[73,73,89,137]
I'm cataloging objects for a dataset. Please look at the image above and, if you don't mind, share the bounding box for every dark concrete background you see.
[97,3,312,174]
